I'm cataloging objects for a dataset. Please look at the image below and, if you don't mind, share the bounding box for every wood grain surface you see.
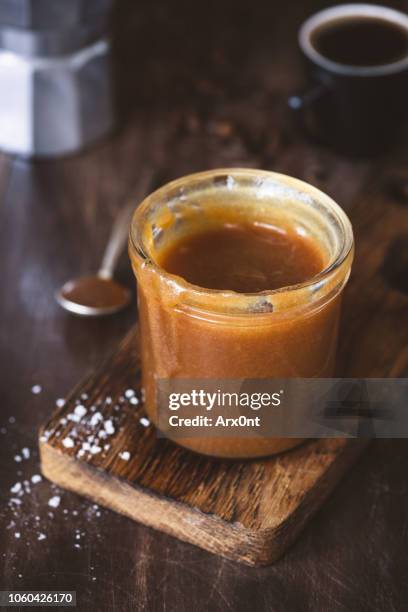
[39,328,367,566]
[1,0,407,609]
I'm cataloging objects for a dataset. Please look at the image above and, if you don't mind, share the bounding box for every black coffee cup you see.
[289,4,408,156]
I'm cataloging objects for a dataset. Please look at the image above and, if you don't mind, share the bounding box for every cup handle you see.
[288,84,328,139]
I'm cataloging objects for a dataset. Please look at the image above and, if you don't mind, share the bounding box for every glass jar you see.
[129,168,354,458]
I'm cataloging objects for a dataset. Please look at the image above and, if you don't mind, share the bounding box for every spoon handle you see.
[98,169,154,280]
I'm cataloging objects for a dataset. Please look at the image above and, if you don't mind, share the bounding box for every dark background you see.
[1,0,408,610]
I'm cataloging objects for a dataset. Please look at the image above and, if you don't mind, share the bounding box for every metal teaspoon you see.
[56,169,154,316]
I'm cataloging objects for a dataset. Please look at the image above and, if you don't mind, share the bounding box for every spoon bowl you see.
[56,169,154,317]
[56,275,131,316]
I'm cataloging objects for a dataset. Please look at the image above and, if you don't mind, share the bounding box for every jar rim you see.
[129,168,354,316]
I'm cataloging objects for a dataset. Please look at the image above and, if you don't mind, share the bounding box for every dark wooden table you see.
[1,0,407,610]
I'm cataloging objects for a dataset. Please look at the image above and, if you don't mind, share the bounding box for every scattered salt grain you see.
[9,416,16,424]
[74,405,87,419]
[119,451,130,461]
[62,437,74,449]
[48,496,61,509]
[56,398,65,408]
[90,445,102,455]
[81,393,89,400]
[10,498,22,506]
[130,396,139,405]
[14,532,21,539]
[37,533,46,541]
[1,427,7,434]
[67,413,81,423]
[125,389,135,398]
[139,417,150,427]
[14,455,22,463]
[104,420,115,435]
[21,447,30,459]
[40,430,50,443]
[90,412,103,427]
[31,385,42,395]
[105,396,112,404]
[31,474,42,484]
[10,482,22,494]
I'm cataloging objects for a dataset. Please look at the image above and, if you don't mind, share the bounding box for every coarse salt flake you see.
[62,437,74,449]
[67,413,80,423]
[104,420,115,435]
[31,385,42,395]
[125,389,135,398]
[74,405,87,418]
[21,447,30,459]
[48,495,61,508]
[139,417,150,427]
[119,451,130,461]
[31,474,42,484]
[10,482,22,494]
[90,412,103,427]
[56,398,65,408]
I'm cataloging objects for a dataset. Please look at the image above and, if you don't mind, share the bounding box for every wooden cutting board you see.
[39,159,406,566]
[39,328,367,566]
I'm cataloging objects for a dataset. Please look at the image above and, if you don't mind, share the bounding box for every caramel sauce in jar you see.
[157,223,325,293]
[129,169,354,458]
